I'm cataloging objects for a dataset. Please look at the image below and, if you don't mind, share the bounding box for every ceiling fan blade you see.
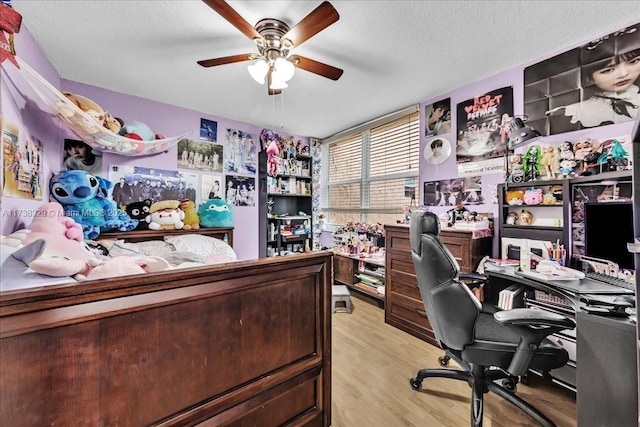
[202,0,263,41]
[280,1,339,48]
[290,55,343,80]
[197,53,255,67]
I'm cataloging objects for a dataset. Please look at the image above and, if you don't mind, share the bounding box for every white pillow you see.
[135,240,176,257]
[164,234,236,260]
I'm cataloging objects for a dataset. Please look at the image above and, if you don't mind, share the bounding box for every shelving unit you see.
[333,253,386,307]
[498,179,569,260]
[261,149,313,257]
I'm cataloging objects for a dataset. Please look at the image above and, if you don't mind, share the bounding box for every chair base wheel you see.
[410,378,422,391]
[438,355,450,367]
[500,378,517,393]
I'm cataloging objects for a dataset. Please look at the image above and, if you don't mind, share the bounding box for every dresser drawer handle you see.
[415,308,427,317]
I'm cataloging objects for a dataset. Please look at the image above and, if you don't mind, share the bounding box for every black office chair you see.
[409,210,575,427]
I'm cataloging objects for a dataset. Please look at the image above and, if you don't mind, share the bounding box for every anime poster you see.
[200,118,218,142]
[177,138,223,172]
[2,119,43,200]
[525,22,640,136]
[422,176,483,207]
[202,173,225,200]
[108,165,199,206]
[456,87,513,176]
[225,175,256,207]
[424,98,452,137]
[223,128,258,175]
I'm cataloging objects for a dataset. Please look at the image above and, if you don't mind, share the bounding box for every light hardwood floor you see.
[331,297,577,427]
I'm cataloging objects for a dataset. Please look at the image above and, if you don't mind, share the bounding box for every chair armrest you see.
[459,272,487,283]
[493,308,575,376]
[493,308,576,330]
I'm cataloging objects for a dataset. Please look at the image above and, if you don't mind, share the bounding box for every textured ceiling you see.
[10,0,640,139]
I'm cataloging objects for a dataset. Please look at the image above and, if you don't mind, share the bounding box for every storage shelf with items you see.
[266,215,311,257]
[498,179,570,259]
[333,253,386,307]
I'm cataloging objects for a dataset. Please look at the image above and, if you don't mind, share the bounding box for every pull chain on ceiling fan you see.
[198,0,344,95]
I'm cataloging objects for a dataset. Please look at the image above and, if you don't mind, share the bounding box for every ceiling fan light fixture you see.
[269,73,289,90]
[248,58,269,84]
[274,57,296,82]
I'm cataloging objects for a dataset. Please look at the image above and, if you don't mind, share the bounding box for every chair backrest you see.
[409,209,481,350]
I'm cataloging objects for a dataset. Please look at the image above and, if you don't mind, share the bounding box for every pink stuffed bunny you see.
[267,140,279,177]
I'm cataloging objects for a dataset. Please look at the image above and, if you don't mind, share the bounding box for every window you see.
[322,106,420,226]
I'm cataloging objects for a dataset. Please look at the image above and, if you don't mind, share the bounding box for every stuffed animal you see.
[505,189,525,206]
[523,188,543,205]
[180,199,200,230]
[8,202,95,268]
[119,120,155,141]
[267,140,279,177]
[125,199,152,230]
[146,200,184,230]
[49,170,138,239]
[198,199,234,228]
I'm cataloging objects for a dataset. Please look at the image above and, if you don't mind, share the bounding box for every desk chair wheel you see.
[410,378,423,391]
[500,377,517,393]
[438,355,450,367]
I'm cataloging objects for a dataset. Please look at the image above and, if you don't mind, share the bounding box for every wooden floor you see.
[331,297,577,427]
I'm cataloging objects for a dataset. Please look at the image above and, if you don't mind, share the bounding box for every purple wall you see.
[418,23,637,257]
[1,26,308,261]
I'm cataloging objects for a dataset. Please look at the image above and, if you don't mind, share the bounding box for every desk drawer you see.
[388,270,421,301]
[386,293,432,333]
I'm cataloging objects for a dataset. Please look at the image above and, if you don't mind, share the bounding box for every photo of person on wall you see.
[424,98,452,137]
[63,139,102,174]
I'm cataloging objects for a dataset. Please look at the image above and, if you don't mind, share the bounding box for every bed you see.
[0,236,333,426]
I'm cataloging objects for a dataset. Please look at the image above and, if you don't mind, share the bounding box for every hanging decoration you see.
[0,2,21,68]
[14,58,191,156]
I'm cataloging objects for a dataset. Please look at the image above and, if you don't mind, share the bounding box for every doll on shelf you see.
[539,145,560,180]
[523,145,542,182]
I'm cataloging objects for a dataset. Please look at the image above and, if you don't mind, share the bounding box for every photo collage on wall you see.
[524,22,640,136]
[2,118,43,200]
[423,176,483,207]
[221,128,257,207]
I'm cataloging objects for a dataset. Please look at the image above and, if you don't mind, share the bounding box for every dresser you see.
[384,224,492,345]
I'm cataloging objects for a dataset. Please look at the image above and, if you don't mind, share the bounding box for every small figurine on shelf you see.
[507,153,525,183]
[519,210,533,225]
[523,145,542,182]
[506,211,519,225]
[539,145,560,180]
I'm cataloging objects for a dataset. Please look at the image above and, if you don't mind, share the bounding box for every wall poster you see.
[456,86,513,176]
[525,22,640,136]
[422,176,483,207]
[223,128,258,175]
[108,165,199,206]
[2,118,43,200]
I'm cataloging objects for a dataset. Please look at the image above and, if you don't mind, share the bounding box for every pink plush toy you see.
[17,202,93,263]
[267,140,279,177]
[28,254,170,281]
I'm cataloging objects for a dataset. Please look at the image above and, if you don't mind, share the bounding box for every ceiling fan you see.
[198,0,344,95]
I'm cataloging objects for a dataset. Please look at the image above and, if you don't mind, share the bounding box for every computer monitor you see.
[584,202,634,270]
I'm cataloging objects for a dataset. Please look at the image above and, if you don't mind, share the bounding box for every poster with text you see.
[456,86,513,175]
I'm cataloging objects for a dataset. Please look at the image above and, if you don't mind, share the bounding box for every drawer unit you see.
[384,224,492,347]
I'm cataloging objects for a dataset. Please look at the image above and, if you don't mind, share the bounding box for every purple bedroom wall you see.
[419,20,638,257]
[1,25,308,261]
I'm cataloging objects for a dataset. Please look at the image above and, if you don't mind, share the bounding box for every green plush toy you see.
[198,199,233,228]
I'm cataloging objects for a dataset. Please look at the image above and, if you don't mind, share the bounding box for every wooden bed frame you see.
[0,251,332,426]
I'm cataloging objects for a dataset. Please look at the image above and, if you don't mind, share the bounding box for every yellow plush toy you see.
[180,199,200,230]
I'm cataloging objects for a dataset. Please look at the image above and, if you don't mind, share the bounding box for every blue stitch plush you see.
[49,170,138,239]
[198,199,234,228]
